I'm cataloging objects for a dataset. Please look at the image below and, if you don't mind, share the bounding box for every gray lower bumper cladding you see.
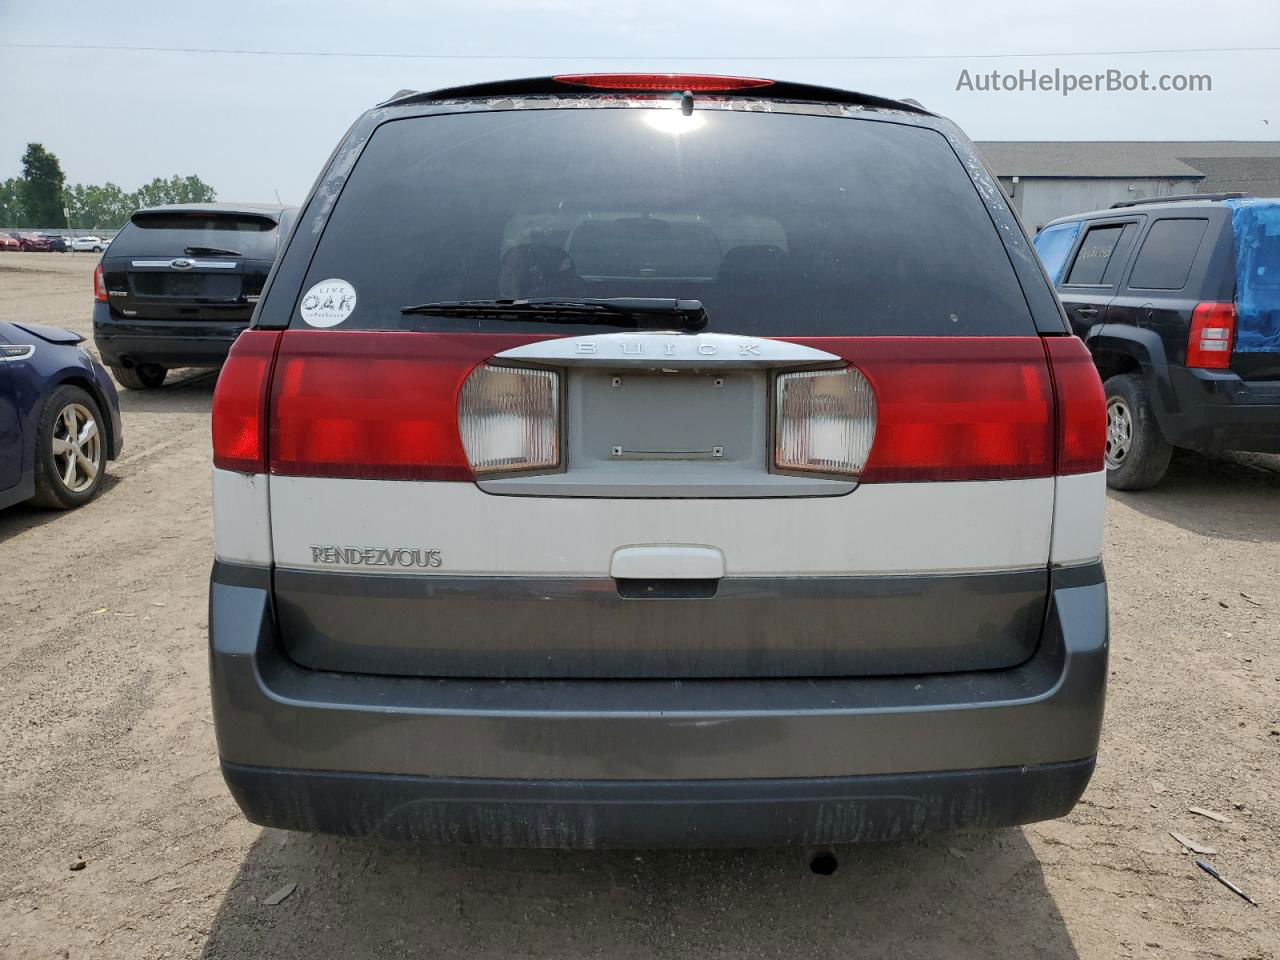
[209,561,1108,847]
[221,759,1095,847]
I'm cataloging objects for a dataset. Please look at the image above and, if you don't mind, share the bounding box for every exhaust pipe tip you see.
[808,847,839,876]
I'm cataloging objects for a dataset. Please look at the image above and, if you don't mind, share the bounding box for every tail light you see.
[93,263,108,303]
[1186,302,1236,369]
[212,331,280,473]
[1043,337,1106,474]
[794,339,1057,483]
[267,332,545,481]
[787,338,1105,481]
[774,367,876,477]
[458,364,559,474]
[553,74,773,92]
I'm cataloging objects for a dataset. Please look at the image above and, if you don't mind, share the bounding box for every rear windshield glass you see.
[109,212,280,260]
[293,108,1035,336]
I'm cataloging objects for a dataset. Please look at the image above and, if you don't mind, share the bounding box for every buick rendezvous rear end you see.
[208,75,1108,847]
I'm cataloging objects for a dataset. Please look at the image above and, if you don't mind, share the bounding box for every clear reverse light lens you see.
[458,364,559,474]
[775,367,876,476]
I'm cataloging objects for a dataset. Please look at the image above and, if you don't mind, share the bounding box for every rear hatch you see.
[251,94,1069,680]
[101,209,279,321]
[1226,199,1280,380]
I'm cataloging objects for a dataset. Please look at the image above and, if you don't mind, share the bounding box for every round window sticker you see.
[299,278,357,327]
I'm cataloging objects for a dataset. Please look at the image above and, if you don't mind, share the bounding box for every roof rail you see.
[1110,192,1246,209]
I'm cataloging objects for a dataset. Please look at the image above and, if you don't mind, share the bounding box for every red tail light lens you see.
[212,331,280,473]
[93,263,108,303]
[1044,337,1106,474]
[788,339,1056,482]
[553,74,773,92]
[268,332,548,481]
[1186,301,1236,369]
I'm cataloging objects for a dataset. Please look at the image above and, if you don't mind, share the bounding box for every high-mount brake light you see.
[211,330,280,473]
[1186,302,1236,370]
[458,364,560,475]
[93,263,108,303]
[552,74,774,92]
[774,367,876,477]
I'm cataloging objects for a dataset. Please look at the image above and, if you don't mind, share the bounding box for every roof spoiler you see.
[1110,192,1247,209]
[379,76,933,116]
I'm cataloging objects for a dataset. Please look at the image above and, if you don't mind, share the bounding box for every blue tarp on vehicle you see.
[1032,220,1081,285]
[1225,198,1280,353]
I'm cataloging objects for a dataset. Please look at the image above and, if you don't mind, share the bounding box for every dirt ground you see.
[0,252,1277,959]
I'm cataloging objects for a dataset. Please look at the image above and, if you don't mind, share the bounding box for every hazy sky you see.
[1,0,1277,203]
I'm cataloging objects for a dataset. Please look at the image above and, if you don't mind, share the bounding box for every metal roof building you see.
[975,141,1280,231]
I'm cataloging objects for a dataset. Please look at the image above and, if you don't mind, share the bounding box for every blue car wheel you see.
[31,384,107,509]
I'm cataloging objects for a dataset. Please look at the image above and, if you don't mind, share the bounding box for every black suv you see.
[1035,194,1280,489]
[93,203,296,388]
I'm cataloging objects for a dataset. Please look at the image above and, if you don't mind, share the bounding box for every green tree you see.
[19,143,66,227]
[63,182,135,231]
[133,174,217,209]
[0,177,23,227]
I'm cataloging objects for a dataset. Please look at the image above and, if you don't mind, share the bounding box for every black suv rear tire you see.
[1103,373,1172,491]
[112,363,167,390]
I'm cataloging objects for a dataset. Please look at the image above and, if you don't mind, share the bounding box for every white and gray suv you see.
[209,74,1109,847]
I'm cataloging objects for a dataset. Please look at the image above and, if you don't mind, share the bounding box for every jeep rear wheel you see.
[111,363,167,390]
[1103,373,1172,490]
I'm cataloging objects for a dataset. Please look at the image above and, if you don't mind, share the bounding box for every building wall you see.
[999,177,1201,232]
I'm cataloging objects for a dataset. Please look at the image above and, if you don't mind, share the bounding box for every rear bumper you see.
[1160,367,1280,453]
[222,758,1096,847]
[93,302,247,368]
[209,561,1108,846]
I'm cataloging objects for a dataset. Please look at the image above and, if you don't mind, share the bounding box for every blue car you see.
[0,320,123,510]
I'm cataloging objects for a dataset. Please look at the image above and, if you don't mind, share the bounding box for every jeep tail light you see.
[93,263,108,303]
[1186,302,1236,369]
[458,364,560,474]
[1044,336,1106,474]
[774,367,876,476]
[212,331,280,473]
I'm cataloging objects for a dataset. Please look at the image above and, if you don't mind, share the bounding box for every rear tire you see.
[1103,373,1172,490]
[30,385,107,509]
[112,363,167,389]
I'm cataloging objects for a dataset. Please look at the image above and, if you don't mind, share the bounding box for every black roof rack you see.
[1110,192,1246,209]
[379,76,932,116]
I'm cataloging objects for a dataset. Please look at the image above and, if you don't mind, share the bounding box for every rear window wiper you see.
[184,245,241,257]
[399,297,709,331]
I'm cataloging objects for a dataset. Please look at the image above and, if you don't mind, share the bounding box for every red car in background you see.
[9,233,51,252]
[0,234,20,252]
